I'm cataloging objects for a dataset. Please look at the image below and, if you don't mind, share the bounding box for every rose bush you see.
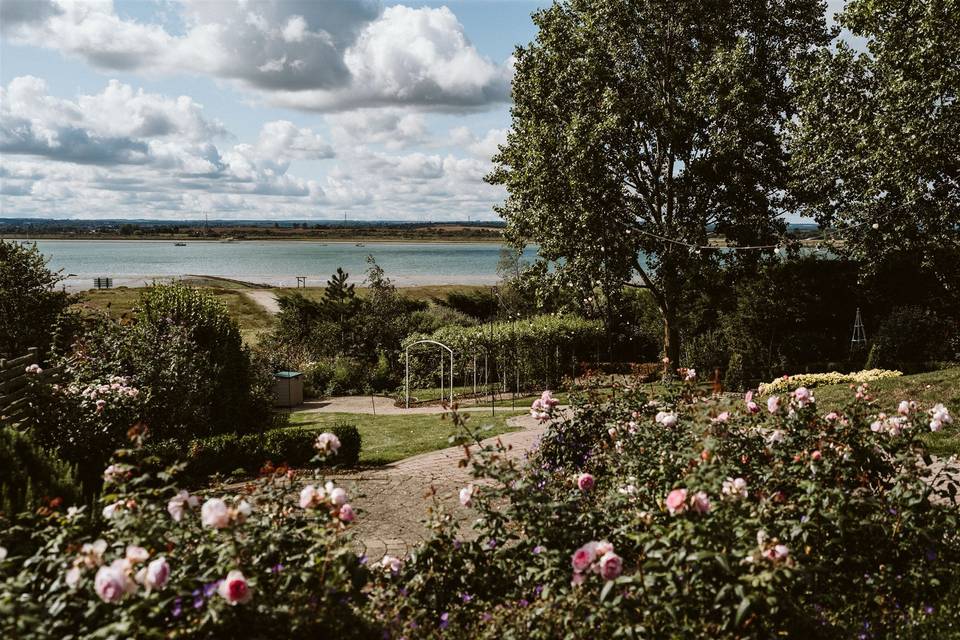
[0,431,372,638]
[365,378,960,638]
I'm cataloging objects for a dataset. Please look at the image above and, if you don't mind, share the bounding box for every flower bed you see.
[757,368,902,396]
[2,378,959,638]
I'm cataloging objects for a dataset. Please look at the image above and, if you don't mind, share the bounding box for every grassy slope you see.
[287,409,524,466]
[278,283,487,304]
[807,367,960,456]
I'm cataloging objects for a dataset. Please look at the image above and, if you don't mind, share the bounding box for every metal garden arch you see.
[404,339,454,409]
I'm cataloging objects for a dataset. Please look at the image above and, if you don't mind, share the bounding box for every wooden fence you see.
[0,347,60,426]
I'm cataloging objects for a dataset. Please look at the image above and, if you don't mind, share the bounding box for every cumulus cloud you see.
[4,0,510,112]
[449,126,508,160]
[0,0,62,31]
[0,77,338,214]
[327,109,428,149]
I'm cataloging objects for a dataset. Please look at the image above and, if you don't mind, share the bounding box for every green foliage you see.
[0,426,79,514]
[866,307,958,372]
[0,240,73,359]
[404,314,603,391]
[367,382,960,638]
[441,290,497,321]
[681,328,729,373]
[489,0,829,364]
[145,423,361,484]
[0,436,370,638]
[719,258,861,381]
[790,0,960,292]
[724,353,746,392]
[131,284,271,440]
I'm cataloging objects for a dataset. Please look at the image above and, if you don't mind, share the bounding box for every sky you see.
[0,0,847,222]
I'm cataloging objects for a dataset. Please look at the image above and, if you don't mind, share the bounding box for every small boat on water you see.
[174,242,187,246]
[355,243,365,247]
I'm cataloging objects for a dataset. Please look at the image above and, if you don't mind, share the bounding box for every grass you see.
[76,286,275,345]
[758,367,960,457]
[286,409,525,465]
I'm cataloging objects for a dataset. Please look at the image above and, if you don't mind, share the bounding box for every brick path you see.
[327,412,552,559]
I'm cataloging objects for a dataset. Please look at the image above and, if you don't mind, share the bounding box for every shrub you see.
[365,380,960,638]
[145,424,361,485]
[0,433,370,638]
[866,306,958,371]
[0,240,73,359]
[404,314,604,391]
[757,368,902,395]
[131,284,272,440]
[681,327,729,372]
[724,352,745,391]
[441,290,498,320]
[0,426,79,513]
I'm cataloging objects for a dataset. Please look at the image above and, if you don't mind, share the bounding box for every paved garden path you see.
[326,411,553,560]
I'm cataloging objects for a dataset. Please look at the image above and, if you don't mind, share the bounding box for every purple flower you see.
[193,594,204,609]
[399,587,408,597]
[171,598,183,618]
[269,563,285,574]
[203,581,219,597]
[460,592,473,603]
[925,605,935,615]
[532,545,545,555]
[358,554,368,565]
[481,612,492,623]
[519,599,529,607]
[534,585,543,596]
[439,612,449,630]
[453,539,462,551]
[487,538,497,549]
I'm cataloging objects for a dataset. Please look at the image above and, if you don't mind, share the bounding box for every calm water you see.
[20,239,538,290]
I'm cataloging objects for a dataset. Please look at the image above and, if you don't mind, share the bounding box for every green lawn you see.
[759,367,960,456]
[286,409,525,465]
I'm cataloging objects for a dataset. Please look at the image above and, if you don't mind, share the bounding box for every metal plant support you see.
[405,339,454,409]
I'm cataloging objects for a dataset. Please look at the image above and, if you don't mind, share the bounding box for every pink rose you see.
[767,396,781,414]
[897,400,912,416]
[691,491,711,514]
[94,560,134,603]
[167,490,199,523]
[598,551,623,580]
[666,488,688,515]
[329,487,347,507]
[299,485,323,509]
[200,498,230,529]
[338,504,355,523]
[577,473,595,492]
[811,450,822,461]
[459,484,474,507]
[594,541,614,558]
[125,545,149,564]
[218,570,252,605]
[571,543,597,572]
[711,411,730,424]
[540,390,559,407]
[314,432,341,455]
[143,557,169,590]
[792,386,814,407]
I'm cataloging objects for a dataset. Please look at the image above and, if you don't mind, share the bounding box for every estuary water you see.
[18,239,538,290]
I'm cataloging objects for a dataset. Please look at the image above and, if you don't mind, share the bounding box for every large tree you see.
[790,0,960,295]
[488,0,829,367]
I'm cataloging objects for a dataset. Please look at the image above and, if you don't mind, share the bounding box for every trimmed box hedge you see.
[144,422,361,484]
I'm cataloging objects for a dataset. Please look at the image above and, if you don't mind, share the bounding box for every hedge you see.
[403,314,604,391]
[0,426,80,513]
[144,423,361,484]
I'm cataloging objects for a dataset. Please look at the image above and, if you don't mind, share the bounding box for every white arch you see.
[404,339,454,409]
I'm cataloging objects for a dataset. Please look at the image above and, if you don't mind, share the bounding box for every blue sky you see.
[0,0,844,222]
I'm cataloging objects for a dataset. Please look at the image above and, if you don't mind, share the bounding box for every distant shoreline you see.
[2,234,506,244]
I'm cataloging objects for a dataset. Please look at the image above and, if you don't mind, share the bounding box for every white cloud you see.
[327,109,428,149]
[4,0,510,112]
[450,126,507,160]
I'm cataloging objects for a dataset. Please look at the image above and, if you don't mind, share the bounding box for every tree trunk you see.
[661,304,681,378]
